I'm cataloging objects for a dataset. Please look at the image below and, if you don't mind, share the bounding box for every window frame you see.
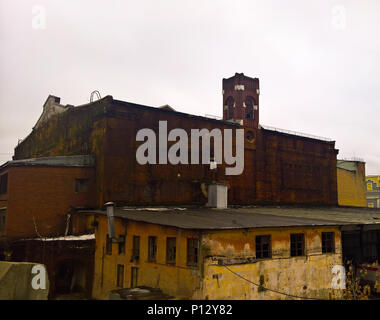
[118,235,126,255]
[322,232,335,254]
[148,236,157,262]
[116,264,124,288]
[0,173,8,195]
[187,238,199,266]
[132,235,140,260]
[290,233,305,257]
[166,237,177,265]
[0,208,6,232]
[255,235,272,259]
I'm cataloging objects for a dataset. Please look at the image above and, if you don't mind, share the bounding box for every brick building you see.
[1,73,379,299]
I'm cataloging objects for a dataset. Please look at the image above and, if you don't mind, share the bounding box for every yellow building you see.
[337,160,366,207]
[75,206,347,300]
[366,175,380,208]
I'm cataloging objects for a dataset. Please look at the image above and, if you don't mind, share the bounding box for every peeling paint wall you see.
[196,227,343,300]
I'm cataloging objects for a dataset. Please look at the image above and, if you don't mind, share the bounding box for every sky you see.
[0,0,379,174]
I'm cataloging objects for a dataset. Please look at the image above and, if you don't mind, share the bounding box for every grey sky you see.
[0,0,379,174]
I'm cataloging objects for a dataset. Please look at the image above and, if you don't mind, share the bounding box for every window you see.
[187,238,199,266]
[290,233,305,256]
[0,173,8,195]
[245,96,255,120]
[118,235,125,255]
[148,236,157,262]
[131,267,138,288]
[368,203,374,208]
[225,96,234,120]
[106,235,112,255]
[256,235,272,259]
[367,182,373,191]
[117,264,124,288]
[75,178,89,193]
[322,232,335,253]
[132,236,140,260]
[166,237,176,264]
[0,209,5,232]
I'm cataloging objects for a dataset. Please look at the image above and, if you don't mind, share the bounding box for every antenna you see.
[90,90,101,102]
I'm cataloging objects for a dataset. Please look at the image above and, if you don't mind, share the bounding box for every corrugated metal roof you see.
[0,155,95,170]
[78,206,380,230]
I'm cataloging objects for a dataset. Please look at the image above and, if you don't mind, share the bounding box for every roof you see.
[0,155,95,170]
[78,206,380,230]
[337,160,358,172]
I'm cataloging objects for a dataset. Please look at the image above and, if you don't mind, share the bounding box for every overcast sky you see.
[0,0,379,174]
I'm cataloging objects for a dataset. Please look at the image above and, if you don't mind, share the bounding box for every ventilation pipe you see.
[105,202,115,239]
[206,183,228,209]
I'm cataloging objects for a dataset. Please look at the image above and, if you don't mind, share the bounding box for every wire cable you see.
[223,264,326,300]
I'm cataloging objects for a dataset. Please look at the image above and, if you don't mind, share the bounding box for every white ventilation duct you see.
[206,184,228,209]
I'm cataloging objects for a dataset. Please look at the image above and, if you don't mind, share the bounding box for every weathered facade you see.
[337,160,366,207]
[366,175,380,208]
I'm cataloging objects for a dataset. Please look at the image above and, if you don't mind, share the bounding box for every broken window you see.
[0,173,8,195]
[166,237,176,264]
[148,236,157,262]
[0,209,5,232]
[117,264,124,288]
[106,234,112,255]
[118,235,125,255]
[187,238,199,266]
[75,178,89,193]
[290,233,305,256]
[256,235,272,259]
[132,235,140,260]
[322,232,335,253]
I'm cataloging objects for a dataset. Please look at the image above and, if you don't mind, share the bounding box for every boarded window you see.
[131,267,138,288]
[0,173,8,195]
[322,232,335,253]
[118,235,125,255]
[290,233,305,256]
[0,209,5,232]
[148,236,157,262]
[117,264,124,288]
[75,178,89,193]
[106,235,112,255]
[187,238,199,266]
[256,235,271,259]
[132,236,140,260]
[166,237,176,264]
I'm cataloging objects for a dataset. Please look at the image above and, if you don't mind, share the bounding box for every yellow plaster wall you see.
[337,164,366,207]
[91,215,201,300]
[195,227,343,300]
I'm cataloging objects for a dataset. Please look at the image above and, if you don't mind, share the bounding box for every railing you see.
[261,125,333,142]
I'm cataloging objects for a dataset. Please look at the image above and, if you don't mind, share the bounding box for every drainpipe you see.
[105,202,115,239]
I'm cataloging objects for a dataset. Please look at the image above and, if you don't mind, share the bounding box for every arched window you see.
[225,96,234,120]
[245,96,255,120]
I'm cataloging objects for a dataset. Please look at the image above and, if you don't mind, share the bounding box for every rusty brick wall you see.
[13,96,338,206]
[4,166,96,239]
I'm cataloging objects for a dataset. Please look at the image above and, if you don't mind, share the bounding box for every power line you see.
[223,264,326,300]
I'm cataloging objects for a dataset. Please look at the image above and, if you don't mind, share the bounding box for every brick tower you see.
[222,73,260,129]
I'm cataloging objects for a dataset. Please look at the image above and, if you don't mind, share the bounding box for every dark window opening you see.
[225,96,234,120]
[106,235,112,255]
[256,235,272,259]
[118,235,125,255]
[132,236,140,260]
[75,178,89,193]
[245,96,255,120]
[187,238,199,266]
[322,232,335,253]
[290,233,305,256]
[0,209,5,232]
[148,236,157,262]
[0,173,8,195]
[117,264,124,288]
[166,237,176,265]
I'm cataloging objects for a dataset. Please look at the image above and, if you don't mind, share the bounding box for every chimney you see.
[105,202,115,239]
[206,183,228,209]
